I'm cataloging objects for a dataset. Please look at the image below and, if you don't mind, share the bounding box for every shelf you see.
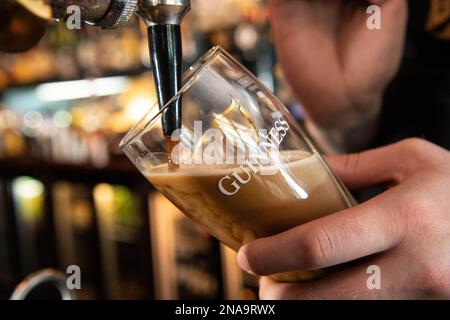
[0,156,150,186]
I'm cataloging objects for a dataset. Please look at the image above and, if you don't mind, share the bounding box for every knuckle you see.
[396,138,447,173]
[258,285,271,300]
[259,286,277,300]
[259,287,287,300]
[417,263,450,298]
[400,192,436,231]
[300,228,334,269]
[260,281,310,300]
[399,137,429,151]
[409,196,435,218]
[397,138,431,160]
[258,278,286,300]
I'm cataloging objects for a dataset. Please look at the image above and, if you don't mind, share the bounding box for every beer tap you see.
[137,0,190,138]
[1,0,191,137]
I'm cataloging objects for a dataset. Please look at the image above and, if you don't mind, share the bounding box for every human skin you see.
[237,138,450,299]
[267,0,408,151]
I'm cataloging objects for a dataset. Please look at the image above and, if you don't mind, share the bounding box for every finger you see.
[259,257,404,300]
[326,146,402,190]
[326,139,432,190]
[237,191,406,276]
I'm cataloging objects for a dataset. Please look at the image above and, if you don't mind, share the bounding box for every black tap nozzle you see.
[148,24,183,136]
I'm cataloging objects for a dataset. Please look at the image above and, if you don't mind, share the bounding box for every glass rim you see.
[119,45,235,150]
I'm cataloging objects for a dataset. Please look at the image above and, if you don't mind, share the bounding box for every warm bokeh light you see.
[18,0,52,19]
[52,110,72,128]
[12,176,45,223]
[36,77,130,102]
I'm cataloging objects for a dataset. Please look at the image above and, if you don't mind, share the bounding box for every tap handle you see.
[10,268,77,300]
[94,0,138,29]
[50,0,138,29]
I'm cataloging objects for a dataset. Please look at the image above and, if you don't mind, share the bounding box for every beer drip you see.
[165,136,180,169]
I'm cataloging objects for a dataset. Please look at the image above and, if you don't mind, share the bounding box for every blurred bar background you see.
[0,0,300,300]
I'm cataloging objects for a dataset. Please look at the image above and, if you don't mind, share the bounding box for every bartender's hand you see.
[267,0,408,152]
[237,138,450,299]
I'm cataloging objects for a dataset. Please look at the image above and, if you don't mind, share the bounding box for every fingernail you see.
[237,245,252,273]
